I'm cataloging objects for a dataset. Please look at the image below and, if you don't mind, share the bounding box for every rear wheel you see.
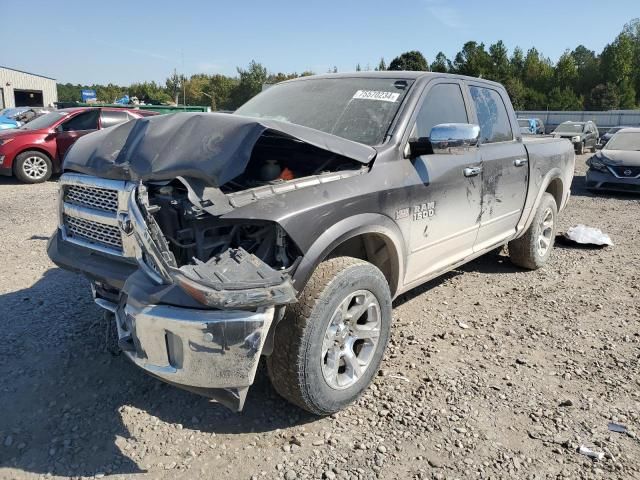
[508,193,558,270]
[13,150,52,183]
[267,257,392,415]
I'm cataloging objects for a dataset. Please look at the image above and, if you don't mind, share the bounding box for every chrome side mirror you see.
[429,123,480,154]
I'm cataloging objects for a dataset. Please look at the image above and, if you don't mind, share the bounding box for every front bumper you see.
[50,174,295,410]
[48,230,137,290]
[586,169,640,193]
[109,298,274,411]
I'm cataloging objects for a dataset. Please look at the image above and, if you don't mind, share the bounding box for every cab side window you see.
[60,110,100,132]
[469,86,513,143]
[414,83,468,138]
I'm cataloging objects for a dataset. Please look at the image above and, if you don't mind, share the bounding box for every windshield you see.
[554,123,583,134]
[605,131,640,151]
[19,111,68,130]
[234,77,413,145]
[518,119,530,128]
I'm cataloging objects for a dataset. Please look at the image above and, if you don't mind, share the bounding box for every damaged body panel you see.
[49,72,574,412]
[62,112,376,186]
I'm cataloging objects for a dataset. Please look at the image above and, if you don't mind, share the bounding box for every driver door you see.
[404,81,482,284]
[56,110,100,159]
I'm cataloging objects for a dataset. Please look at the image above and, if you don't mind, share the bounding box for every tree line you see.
[57,18,640,112]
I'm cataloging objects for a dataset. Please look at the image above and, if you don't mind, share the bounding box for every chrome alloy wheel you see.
[537,207,554,257]
[22,156,48,180]
[321,289,381,390]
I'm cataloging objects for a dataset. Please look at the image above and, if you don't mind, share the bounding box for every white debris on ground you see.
[563,224,614,246]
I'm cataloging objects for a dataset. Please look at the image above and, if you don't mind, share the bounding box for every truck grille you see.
[64,215,123,250]
[59,174,135,257]
[64,184,119,213]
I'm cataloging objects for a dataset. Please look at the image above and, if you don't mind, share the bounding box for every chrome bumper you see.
[99,297,274,410]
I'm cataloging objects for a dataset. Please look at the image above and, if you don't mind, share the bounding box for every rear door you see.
[404,80,482,283]
[467,84,528,252]
[55,110,100,159]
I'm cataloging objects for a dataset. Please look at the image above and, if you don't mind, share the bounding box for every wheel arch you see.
[517,169,566,235]
[545,176,564,210]
[291,213,405,298]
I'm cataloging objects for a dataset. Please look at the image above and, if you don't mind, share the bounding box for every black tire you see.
[267,256,392,415]
[590,145,597,153]
[13,150,52,183]
[508,192,558,270]
[576,142,584,155]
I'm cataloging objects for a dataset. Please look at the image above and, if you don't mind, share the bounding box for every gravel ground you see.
[1,154,639,480]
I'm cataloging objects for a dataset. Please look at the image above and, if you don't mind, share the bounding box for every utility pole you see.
[182,49,186,110]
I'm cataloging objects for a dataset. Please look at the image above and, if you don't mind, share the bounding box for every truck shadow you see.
[0,268,315,478]
[393,248,514,307]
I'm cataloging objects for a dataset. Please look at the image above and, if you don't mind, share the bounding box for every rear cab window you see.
[469,86,513,144]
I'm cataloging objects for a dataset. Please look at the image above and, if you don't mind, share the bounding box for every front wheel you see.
[13,150,52,183]
[267,257,392,415]
[508,192,558,270]
[576,142,584,155]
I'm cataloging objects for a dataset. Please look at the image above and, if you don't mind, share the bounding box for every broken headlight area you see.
[586,156,609,173]
[133,182,302,309]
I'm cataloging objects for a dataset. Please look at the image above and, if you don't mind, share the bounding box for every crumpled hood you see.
[597,149,640,167]
[63,112,377,186]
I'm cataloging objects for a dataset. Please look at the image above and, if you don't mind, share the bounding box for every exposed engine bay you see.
[220,132,365,192]
[145,132,364,272]
[148,183,301,269]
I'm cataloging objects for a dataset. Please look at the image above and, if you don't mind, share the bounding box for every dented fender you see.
[292,213,406,298]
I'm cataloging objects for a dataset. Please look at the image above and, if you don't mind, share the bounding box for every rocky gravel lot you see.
[1,154,639,480]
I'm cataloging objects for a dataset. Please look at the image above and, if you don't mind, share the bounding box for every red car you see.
[0,107,157,183]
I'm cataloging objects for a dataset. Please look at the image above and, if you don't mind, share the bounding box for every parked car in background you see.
[586,128,640,193]
[0,107,55,130]
[0,107,157,183]
[598,126,633,147]
[0,115,19,130]
[552,121,599,154]
[0,107,29,130]
[518,117,544,135]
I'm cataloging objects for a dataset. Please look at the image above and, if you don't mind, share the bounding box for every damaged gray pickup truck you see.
[48,72,574,414]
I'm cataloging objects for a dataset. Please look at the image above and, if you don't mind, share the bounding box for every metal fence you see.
[516,110,640,133]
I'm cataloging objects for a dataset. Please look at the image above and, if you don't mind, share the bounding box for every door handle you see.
[514,158,528,167]
[463,166,482,177]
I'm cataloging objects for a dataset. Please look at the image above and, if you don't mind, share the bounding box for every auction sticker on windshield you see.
[352,90,400,102]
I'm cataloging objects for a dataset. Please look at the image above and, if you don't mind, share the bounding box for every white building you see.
[0,66,58,109]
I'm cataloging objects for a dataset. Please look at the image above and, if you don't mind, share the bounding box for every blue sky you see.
[2,0,637,85]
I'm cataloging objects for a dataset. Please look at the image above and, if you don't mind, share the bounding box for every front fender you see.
[291,213,406,297]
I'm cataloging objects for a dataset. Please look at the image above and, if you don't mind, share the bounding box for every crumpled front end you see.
[50,172,302,410]
[49,111,373,409]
